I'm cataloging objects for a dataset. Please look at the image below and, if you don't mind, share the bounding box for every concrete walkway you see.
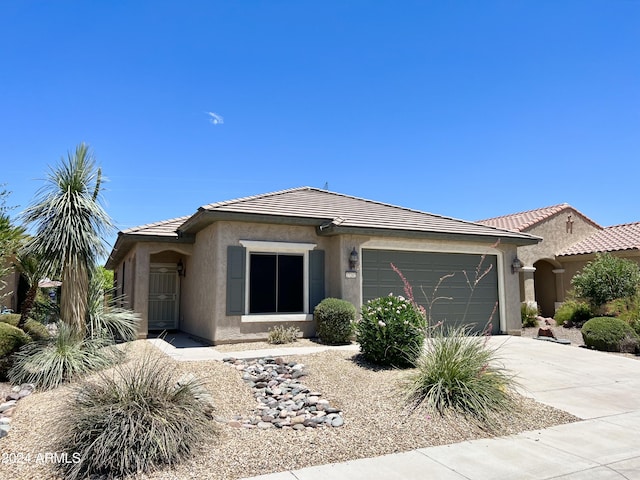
[148,334,640,480]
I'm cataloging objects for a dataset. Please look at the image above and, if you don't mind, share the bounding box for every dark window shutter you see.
[309,249,325,312]
[227,246,246,315]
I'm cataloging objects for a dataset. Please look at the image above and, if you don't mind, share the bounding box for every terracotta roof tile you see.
[478,204,601,232]
[559,222,640,256]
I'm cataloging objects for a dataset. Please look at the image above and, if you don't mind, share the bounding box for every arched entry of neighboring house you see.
[534,259,558,317]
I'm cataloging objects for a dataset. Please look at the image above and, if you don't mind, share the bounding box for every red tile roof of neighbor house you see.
[477,203,601,232]
[558,222,640,256]
[191,186,539,242]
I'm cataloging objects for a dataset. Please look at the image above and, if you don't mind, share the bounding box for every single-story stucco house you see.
[479,205,640,317]
[104,187,539,344]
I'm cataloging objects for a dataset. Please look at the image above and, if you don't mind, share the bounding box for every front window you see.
[249,253,304,313]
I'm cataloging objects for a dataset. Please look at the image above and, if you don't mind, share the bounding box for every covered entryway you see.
[148,264,180,330]
[533,259,559,317]
[362,249,500,334]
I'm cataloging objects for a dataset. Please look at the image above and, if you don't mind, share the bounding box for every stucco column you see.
[521,266,536,305]
[552,268,566,304]
[134,245,150,339]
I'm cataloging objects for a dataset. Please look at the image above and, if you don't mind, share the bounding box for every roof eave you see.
[105,232,195,269]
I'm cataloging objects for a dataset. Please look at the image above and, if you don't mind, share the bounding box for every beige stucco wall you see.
[559,251,640,296]
[0,264,20,312]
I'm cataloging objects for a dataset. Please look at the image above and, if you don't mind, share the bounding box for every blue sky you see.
[2,1,638,252]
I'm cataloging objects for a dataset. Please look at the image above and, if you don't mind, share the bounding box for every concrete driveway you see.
[240,336,640,480]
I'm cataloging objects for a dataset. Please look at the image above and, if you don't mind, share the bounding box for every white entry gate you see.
[148,264,179,330]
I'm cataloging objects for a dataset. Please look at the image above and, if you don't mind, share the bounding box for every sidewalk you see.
[148,334,640,480]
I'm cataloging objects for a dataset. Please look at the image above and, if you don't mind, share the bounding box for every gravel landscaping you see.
[0,339,579,480]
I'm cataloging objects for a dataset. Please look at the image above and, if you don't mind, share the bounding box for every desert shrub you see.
[572,253,640,307]
[581,316,639,353]
[0,322,32,380]
[86,273,139,342]
[0,321,31,356]
[29,296,60,325]
[0,313,21,326]
[58,351,213,480]
[521,301,539,328]
[554,300,593,327]
[8,322,121,389]
[403,326,515,424]
[356,294,426,367]
[267,325,300,344]
[604,295,640,336]
[314,297,356,344]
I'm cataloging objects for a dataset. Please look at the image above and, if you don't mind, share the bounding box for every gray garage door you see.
[362,249,500,335]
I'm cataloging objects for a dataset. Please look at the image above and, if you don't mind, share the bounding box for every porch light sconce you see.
[177,259,185,277]
[349,247,359,271]
[511,257,523,274]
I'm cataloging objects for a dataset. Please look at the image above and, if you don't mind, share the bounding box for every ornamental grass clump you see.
[8,322,120,390]
[403,326,515,425]
[356,294,426,367]
[58,350,214,480]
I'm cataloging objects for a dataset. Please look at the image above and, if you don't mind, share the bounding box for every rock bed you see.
[0,383,35,439]
[221,356,344,430]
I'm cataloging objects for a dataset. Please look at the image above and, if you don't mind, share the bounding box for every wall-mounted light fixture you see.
[349,247,359,271]
[511,257,523,274]
[177,259,185,277]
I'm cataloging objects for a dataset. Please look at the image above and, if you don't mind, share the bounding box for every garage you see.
[362,249,500,335]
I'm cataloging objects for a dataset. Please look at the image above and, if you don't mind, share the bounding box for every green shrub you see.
[581,316,639,353]
[572,253,640,307]
[604,295,640,336]
[554,300,593,326]
[0,313,21,327]
[0,321,31,356]
[22,319,50,341]
[403,326,515,425]
[314,298,356,345]
[267,325,300,344]
[86,273,139,342]
[356,294,426,367]
[8,322,121,390]
[58,351,214,480]
[521,301,539,328]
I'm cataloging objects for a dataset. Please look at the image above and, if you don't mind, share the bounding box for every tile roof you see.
[190,186,538,242]
[477,204,601,232]
[121,216,190,237]
[559,222,640,256]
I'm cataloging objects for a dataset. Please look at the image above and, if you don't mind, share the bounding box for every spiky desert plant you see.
[58,349,214,479]
[20,143,113,334]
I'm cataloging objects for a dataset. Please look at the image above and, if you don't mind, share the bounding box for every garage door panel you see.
[363,249,499,335]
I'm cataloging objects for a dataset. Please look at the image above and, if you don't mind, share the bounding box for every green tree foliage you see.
[20,144,113,333]
[572,253,640,307]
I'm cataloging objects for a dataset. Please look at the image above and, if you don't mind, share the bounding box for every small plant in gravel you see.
[554,299,593,327]
[521,301,539,328]
[8,322,121,389]
[581,316,639,353]
[403,325,515,425]
[267,325,301,344]
[356,294,426,367]
[58,350,214,480]
[314,297,356,344]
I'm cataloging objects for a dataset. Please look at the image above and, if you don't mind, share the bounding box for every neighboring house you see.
[105,187,539,344]
[479,205,640,317]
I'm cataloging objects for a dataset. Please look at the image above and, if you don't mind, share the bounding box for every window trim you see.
[239,240,316,323]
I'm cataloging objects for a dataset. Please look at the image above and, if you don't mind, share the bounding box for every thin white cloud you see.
[206,112,224,125]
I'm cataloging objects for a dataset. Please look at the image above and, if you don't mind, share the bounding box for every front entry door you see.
[148,264,179,330]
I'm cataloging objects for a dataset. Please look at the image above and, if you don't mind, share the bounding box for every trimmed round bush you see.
[0,322,32,381]
[314,298,356,345]
[0,321,31,357]
[0,313,21,327]
[356,294,426,367]
[22,319,50,341]
[581,316,639,352]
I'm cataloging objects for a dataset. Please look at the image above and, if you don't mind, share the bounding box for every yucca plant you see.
[20,143,113,334]
[8,322,121,390]
[58,350,214,479]
[86,271,139,342]
[403,326,515,425]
